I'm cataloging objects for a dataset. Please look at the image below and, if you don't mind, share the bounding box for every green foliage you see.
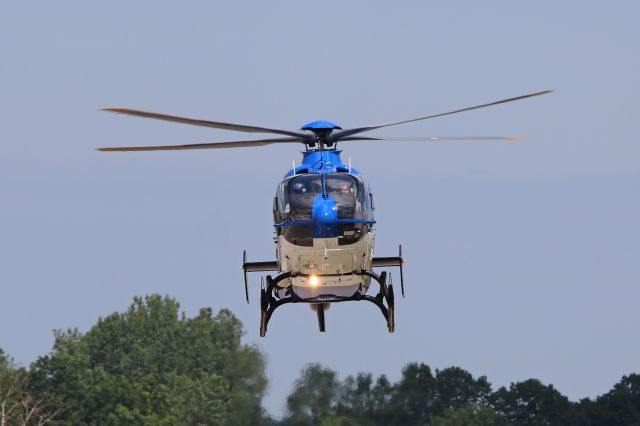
[334,373,395,426]
[337,372,374,418]
[29,295,267,426]
[431,403,509,426]
[597,373,640,424]
[278,364,640,426]
[433,367,492,413]
[319,416,360,426]
[0,348,8,369]
[490,379,575,425]
[1,348,59,425]
[0,349,20,423]
[284,364,340,426]
[386,364,494,426]
[368,375,394,422]
[576,374,640,425]
[388,363,437,425]
[282,363,497,426]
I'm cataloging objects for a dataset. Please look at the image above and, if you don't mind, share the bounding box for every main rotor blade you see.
[102,108,312,140]
[331,90,553,141]
[97,137,305,152]
[341,135,525,142]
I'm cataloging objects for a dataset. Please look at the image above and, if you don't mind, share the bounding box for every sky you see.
[1,0,639,417]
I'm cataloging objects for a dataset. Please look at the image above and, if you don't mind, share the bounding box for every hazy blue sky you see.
[1,1,639,417]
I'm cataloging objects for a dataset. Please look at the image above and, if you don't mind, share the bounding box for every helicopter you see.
[99,89,552,336]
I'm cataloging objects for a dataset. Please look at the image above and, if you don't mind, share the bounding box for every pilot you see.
[289,180,312,220]
[340,182,353,193]
[328,179,352,194]
[292,182,307,193]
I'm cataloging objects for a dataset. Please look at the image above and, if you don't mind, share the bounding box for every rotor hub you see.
[300,120,342,131]
[300,121,342,149]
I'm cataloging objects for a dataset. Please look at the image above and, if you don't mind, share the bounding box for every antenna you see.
[292,160,296,176]
[348,157,352,174]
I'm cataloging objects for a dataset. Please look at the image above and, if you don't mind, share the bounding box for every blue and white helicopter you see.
[99,90,551,336]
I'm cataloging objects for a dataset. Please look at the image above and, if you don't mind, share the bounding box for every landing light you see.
[309,275,319,286]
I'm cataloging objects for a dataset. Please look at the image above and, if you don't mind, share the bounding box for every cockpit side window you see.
[282,175,322,220]
[327,174,370,245]
[326,174,368,219]
[276,175,322,247]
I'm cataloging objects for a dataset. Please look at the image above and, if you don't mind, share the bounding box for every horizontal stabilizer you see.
[243,261,279,272]
[372,257,405,267]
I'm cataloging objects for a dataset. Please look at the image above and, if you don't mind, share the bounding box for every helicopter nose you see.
[311,195,338,238]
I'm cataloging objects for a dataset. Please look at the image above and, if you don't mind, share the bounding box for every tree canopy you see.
[28,295,266,426]
[1,349,60,425]
[281,363,495,426]
[280,364,640,426]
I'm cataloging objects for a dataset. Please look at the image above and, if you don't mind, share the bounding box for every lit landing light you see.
[309,275,319,286]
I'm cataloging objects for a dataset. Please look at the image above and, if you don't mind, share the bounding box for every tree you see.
[430,403,509,426]
[433,367,492,414]
[369,375,394,422]
[318,416,360,426]
[283,364,340,426]
[282,363,501,426]
[490,379,575,425]
[385,362,438,426]
[280,362,640,426]
[1,349,60,426]
[29,295,267,426]
[577,374,640,425]
[335,373,373,424]
[382,364,494,425]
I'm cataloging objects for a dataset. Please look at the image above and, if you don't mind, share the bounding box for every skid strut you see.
[258,270,395,337]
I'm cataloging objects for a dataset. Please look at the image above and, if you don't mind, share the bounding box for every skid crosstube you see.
[258,270,395,337]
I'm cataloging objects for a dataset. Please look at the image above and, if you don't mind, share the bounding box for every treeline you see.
[1,295,638,425]
[276,364,640,426]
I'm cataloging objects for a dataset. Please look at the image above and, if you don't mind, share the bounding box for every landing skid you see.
[258,270,395,337]
[244,245,405,336]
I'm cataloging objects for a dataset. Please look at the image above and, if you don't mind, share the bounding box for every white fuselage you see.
[275,232,374,301]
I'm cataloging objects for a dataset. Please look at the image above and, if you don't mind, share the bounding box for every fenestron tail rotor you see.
[98,90,552,152]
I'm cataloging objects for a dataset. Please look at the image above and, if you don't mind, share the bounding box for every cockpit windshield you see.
[284,174,322,220]
[279,173,367,221]
[276,173,369,246]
